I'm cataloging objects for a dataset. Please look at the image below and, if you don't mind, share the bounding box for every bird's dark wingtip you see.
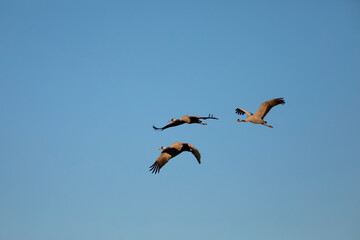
[152,125,163,131]
[149,163,160,174]
[277,98,285,104]
[235,108,244,115]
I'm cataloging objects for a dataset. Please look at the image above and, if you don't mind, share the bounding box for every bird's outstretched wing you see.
[199,114,219,120]
[152,120,184,131]
[235,108,252,117]
[187,144,201,164]
[149,152,172,174]
[254,98,285,119]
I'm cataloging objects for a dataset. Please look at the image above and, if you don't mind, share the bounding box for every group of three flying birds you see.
[149,98,286,174]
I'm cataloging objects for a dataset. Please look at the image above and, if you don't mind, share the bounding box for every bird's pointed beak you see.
[236,119,242,122]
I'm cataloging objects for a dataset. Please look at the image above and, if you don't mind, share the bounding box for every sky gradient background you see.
[1,1,360,239]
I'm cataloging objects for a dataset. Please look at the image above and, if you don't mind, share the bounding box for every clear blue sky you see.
[1,1,359,239]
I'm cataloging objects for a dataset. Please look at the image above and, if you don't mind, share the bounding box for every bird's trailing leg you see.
[263,123,273,128]
[203,114,219,120]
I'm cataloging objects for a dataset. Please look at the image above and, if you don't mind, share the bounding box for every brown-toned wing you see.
[253,98,285,119]
[153,120,185,131]
[149,152,172,174]
[188,144,201,164]
[235,108,252,117]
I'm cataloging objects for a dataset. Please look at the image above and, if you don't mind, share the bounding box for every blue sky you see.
[0,1,359,239]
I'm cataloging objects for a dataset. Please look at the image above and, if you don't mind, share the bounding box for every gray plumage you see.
[149,142,201,174]
[235,98,285,128]
[153,114,218,131]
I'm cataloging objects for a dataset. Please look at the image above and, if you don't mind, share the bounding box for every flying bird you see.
[235,98,285,128]
[153,114,218,131]
[149,142,201,174]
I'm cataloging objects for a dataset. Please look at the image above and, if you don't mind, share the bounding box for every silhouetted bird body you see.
[149,142,201,174]
[235,98,285,128]
[153,114,218,131]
